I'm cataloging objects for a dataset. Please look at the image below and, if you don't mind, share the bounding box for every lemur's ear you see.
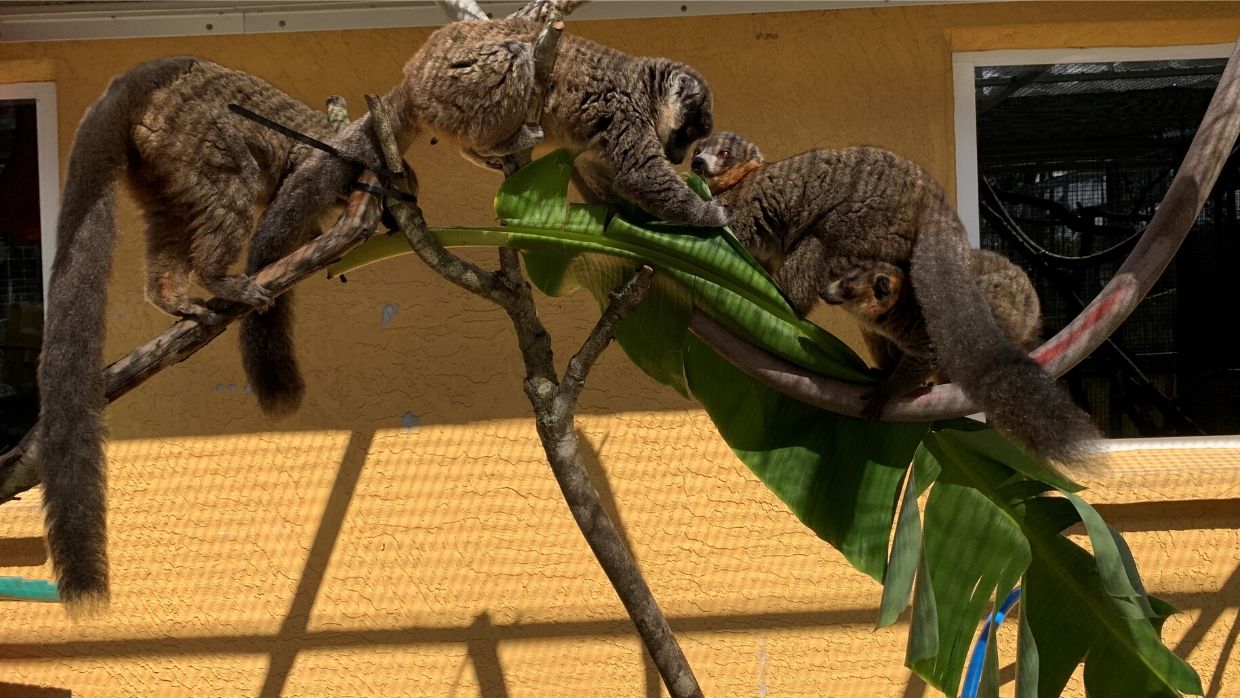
[874,274,893,299]
[667,69,705,100]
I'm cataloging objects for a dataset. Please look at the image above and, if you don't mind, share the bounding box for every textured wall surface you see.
[2,2,1239,695]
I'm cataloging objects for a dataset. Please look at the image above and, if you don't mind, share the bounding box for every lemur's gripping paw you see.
[689,200,729,228]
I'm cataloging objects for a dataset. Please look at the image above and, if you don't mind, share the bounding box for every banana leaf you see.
[330,149,1201,697]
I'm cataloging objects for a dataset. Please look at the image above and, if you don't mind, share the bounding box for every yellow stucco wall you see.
[1,2,1238,695]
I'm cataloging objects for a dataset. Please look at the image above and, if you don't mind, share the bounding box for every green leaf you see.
[1022,498,1201,698]
[685,335,926,579]
[1016,593,1040,698]
[981,605,1001,698]
[878,466,922,627]
[1065,492,1156,619]
[907,551,940,666]
[912,439,1031,696]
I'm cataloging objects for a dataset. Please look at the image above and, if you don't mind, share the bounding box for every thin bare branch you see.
[435,0,488,22]
[506,0,588,21]
[562,265,654,401]
[364,95,511,305]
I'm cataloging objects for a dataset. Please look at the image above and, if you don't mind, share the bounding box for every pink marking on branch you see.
[1031,277,1137,368]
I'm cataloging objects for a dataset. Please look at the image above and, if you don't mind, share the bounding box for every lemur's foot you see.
[202,275,275,313]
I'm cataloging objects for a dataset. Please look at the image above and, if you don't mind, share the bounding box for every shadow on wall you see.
[0,429,1237,696]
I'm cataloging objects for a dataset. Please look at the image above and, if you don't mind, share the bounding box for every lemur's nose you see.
[690,156,707,174]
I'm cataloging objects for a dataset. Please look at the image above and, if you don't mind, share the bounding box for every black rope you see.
[980,178,1143,268]
[227,102,414,202]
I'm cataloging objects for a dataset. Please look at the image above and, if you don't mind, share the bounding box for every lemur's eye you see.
[718,149,731,160]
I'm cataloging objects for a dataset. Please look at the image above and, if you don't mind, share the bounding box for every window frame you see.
[951,43,1240,447]
[0,80,59,307]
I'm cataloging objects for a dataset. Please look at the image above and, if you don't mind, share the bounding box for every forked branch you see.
[367,28,704,691]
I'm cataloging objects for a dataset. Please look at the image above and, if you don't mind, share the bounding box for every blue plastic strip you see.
[0,576,61,602]
[961,587,1022,698]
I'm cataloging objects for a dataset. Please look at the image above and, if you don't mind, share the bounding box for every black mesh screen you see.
[0,100,43,453]
[976,58,1239,437]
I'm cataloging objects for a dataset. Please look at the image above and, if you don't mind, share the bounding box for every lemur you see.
[38,56,340,616]
[691,131,1098,464]
[240,17,724,419]
[821,250,1042,418]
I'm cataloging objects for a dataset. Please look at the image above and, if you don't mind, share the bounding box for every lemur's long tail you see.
[910,188,1100,465]
[38,57,202,617]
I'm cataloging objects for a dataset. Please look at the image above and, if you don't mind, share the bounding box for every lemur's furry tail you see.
[240,115,389,416]
[909,188,1100,465]
[37,57,199,617]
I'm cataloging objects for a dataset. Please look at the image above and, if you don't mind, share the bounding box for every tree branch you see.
[562,266,654,401]
[435,0,488,22]
[506,0,589,21]
[436,0,587,23]
[366,44,703,695]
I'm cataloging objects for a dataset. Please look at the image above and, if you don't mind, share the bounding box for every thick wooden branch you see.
[693,39,1240,423]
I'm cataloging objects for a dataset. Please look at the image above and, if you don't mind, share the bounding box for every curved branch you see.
[693,39,1240,422]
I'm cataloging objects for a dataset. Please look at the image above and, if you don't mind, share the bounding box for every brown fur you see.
[822,251,1042,415]
[693,132,1099,465]
[38,56,335,616]
[242,17,723,414]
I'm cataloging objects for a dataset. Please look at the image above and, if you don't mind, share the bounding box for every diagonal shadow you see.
[577,430,661,698]
[258,429,374,698]
[1172,560,1240,698]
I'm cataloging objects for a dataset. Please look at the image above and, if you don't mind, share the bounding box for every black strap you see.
[351,180,416,203]
[227,102,404,180]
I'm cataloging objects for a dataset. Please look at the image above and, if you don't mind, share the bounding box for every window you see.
[0,81,58,453]
[954,46,1238,440]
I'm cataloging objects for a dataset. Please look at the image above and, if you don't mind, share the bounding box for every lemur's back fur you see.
[39,56,333,615]
[242,17,721,414]
[694,132,1098,464]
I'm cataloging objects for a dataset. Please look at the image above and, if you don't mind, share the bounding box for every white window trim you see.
[952,43,1240,448]
[0,81,58,308]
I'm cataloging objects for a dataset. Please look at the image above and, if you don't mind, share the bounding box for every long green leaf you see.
[878,466,922,627]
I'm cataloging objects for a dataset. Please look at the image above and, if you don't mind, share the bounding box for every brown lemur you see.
[691,131,1099,465]
[241,17,724,417]
[38,56,341,616]
[821,250,1042,418]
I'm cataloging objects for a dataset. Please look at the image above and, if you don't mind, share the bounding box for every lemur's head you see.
[655,63,714,165]
[821,262,906,321]
[690,132,764,194]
